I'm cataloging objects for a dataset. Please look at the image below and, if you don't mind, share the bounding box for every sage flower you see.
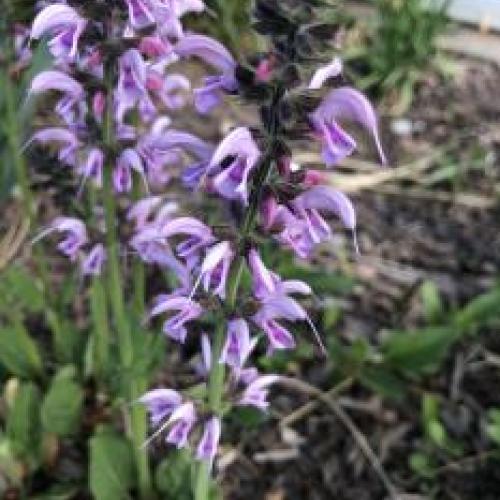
[196,416,221,464]
[175,34,237,113]
[312,86,386,166]
[81,244,106,276]
[150,294,203,342]
[209,127,261,205]
[31,4,86,62]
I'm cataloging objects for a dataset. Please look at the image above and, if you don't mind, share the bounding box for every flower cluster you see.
[27,0,385,478]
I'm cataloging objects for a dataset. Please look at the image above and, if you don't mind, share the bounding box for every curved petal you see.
[315,87,386,164]
[295,186,356,230]
[31,4,81,39]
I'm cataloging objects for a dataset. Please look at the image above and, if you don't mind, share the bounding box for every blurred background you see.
[1,0,500,498]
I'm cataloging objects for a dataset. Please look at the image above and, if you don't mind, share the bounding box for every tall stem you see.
[194,143,275,498]
[1,51,67,360]
[101,67,152,498]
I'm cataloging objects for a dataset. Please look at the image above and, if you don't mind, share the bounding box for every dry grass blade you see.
[0,213,30,271]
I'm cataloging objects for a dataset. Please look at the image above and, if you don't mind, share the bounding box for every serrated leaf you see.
[41,369,83,437]
[0,324,43,378]
[89,429,135,500]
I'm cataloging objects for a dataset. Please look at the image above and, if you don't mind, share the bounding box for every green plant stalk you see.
[101,77,152,498]
[131,179,151,499]
[194,146,275,499]
[90,276,111,379]
[2,59,68,361]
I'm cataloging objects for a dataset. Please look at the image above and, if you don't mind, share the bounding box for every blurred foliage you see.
[347,0,450,114]
[187,0,254,55]
[329,282,500,400]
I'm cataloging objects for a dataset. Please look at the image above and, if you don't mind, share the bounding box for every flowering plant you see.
[25,0,385,498]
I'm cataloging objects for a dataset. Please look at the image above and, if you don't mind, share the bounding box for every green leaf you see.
[409,452,436,478]
[454,286,500,333]
[382,326,456,377]
[0,265,44,314]
[155,449,193,499]
[6,382,41,461]
[29,485,79,500]
[359,365,406,401]
[420,280,443,323]
[0,324,43,378]
[41,368,83,437]
[486,409,500,446]
[89,428,135,500]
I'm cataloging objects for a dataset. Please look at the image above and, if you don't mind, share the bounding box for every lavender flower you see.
[312,87,387,166]
[81,244,107,276]
[140,388,183,427]
[209,127,261,205]
[196,416,221,464]
[34,217,87,261]
[239,375,280,411]
[31,4,86,63]
[165,401,197,448]
[175,34,237,113]
[150,294,203,342]
[219,318,255,369]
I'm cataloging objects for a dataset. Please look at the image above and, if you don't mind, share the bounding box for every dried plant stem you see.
[278,377,399,500]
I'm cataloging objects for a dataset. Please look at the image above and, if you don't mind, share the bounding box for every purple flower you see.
[31,4,87,62]
[160,217,215,261]
[175,34,236,113]
[138,128,213,188]
[139,388,183,427]
[81,244,106,276]
[165,401,197,448]
[309,57,342,90]
[115,49,156,124]
[199,332,212,376]
[262,186,357,258]
[77,148,104,195]
[29,127,80,165]
[124,0,156,30]
[196,241,233,299]
[209,127,261,205]
[219,318,256,370]
[249,249,317,352]
[294,185,356,231]
[312,87,387,166]
[239,375,280,410]
[150,294,203,342]
[34,217,87,261]
[196,416,221,464]
[113,148,147,193]
[127,196,165,230]
[30,70,84,99]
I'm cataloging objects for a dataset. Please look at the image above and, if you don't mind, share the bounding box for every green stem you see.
[194,146,275,498]
[90,277,111,380]
[2,54,67,360]
[101,73,152,498]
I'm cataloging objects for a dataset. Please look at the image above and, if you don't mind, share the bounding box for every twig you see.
[435,450,497,475]
[278,377,400,500]
[279,377,354,428]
